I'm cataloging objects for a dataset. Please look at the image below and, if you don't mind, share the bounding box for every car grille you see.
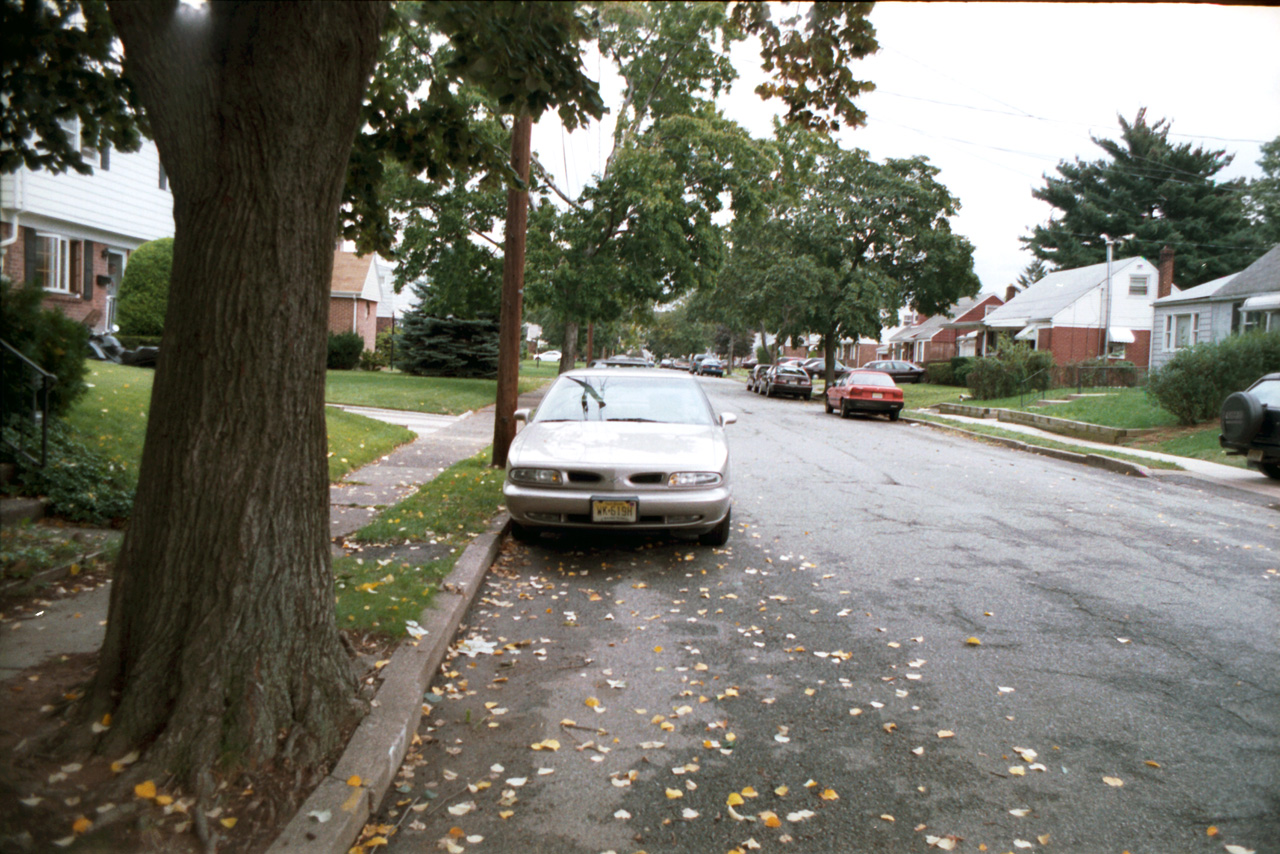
[566,471,603,483]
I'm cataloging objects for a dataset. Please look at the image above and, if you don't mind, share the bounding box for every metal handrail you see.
[1018,367,1051,407]
[0,338,55,468]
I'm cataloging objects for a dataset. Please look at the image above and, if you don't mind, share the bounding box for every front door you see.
[106,251,125,332]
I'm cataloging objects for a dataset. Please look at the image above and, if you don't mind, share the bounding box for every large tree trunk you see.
[559,320,579,373]
[87,1,387,785]
[492,114,532,468]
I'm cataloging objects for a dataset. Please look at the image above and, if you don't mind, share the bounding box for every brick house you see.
[887,294,1005,363]
[979,255,1167,367]
[1,133,174,332]
[329,249,386,352]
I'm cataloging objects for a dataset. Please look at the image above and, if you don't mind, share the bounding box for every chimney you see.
[1158,246,1174,299]
[1005,284,1018,302]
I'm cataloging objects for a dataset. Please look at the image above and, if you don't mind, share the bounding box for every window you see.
[1242,310,1276,333]
[35,234,71,292]
[1128,274,1149,296]
[1163,313,1199,351]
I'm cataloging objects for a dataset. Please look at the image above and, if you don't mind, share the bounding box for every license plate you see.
[592,498,638,523]
[1248,449,1264,462]
[872,392,884,399]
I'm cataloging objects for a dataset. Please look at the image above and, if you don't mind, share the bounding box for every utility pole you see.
[492,112,533,468]
[1101,235,1115,360]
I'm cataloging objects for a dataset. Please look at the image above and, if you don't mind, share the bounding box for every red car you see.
[825,370,904,421]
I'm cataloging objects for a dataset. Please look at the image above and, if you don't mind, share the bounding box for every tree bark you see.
[559,320,579,373]
[492,113,532,468]
[89,0,387,785]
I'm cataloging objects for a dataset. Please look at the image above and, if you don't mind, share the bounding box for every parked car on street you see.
[598,355,652,368]
[861,359,926,383]
[763,364,813,399]
[747,364,772,393]
[1220,372,1280,480]
[800,357,850,381]
[503,369,736,545]
[533,350,562,363]
[697,357,725,377]
[825,370,904,420]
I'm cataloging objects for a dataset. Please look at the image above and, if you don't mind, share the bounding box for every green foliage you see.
[397,314,499,379]
[967,340,1055,400]
[358,349,382,371]
[0,0,144,175]
[1250,135,1280,246]
[1015,259,1048,290]
[0,276,89,421]
[6,420,135,525]
[115,335,162,349]
[1146,331,1280,425]
[1024,109,1263,287]
[115,237,173,337]
[924,361,953,385]
[951,356,976,387]
[1061,358,1141,389]
[756,344,772,365]
[327,332,364,371]
[375,331,399,369]
[324,406,415,482]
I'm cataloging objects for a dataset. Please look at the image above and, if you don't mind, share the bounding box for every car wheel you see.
[1261,462,1280,481]
[510,522,540,544]
[698,509,732,546]
[1220,392,1265,444]
[889,409,900,422]
[805,392,812,400]
[840,400,851,419]
[765,383,775,397]
[824,396,833,414]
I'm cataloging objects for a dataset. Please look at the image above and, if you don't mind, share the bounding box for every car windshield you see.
[849,372,895,387]
[533,374,716,425]
[777,367,808,378]
[1251,379,1280,407]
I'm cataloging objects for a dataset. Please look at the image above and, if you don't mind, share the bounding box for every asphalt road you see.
[379,375,1278,854]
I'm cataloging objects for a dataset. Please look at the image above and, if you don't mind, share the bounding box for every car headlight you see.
[509,468,563,485]
[668,472,722,487]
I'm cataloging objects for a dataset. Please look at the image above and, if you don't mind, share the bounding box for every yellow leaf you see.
[220,817,237,829]
[741,786,758,798]
[937,730,955,739]
[347,775,363,787]
[134,781,157,800]
[880,814,895,822]
[100,714,111,727]
[774,785,788,797]
[1103,776,1124,787]
[499,810,514,819]
[966,637,982,646]
[1145,760,1161,768]
[585,697,600,708]
[1038,834,1051,845]
[72,816,92,834]
[1207,826,1219,837]
[820,789,838,801]
[726,792,745,806]
[1008,766,1026,777]
[654,646,663,653]
[366,836,388,847]
[665,788,683,799]
[155,795,173,806]
[761,811,781,828]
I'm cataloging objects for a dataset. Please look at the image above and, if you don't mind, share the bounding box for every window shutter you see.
[83,241,95,300]
[23,227,37,284]
[100,144,110,171]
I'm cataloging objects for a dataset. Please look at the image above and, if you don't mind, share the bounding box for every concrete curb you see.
[904,416,1152,478]
[267,514,510,854]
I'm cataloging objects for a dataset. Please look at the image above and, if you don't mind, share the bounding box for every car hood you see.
[510,421,728,471]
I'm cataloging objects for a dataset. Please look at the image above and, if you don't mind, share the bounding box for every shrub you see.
[358,349,382,371]
[756,344,772,366]
[116,237,173,337]
[966,339,1055,400]
[397,315,499,379]
[951,356,976,386]
[1146,331,1280,425]
[327,331,364,370]
[1062,358,1140,389]
[375,330,399,369]
[115,335,163,350]
[5,421,134,525]
[0,276,90,423]
[924,360,953,385]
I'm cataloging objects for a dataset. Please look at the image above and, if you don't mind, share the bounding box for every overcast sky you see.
[531,2,1280,295]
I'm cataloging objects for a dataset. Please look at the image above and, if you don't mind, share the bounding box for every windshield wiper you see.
[565,377,606,419]
[606,417,660,422]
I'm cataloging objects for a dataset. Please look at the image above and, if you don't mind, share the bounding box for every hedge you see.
[1146,331,1280,425]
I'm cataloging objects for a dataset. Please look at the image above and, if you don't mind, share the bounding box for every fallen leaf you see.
[1223,846,1256,854]
[614,809,631,820]
[682,808,700,820]
[1038,834,1051,845]
[1008,766,1026,777]
[966,637,982,646]
[585,697,600,708]
[774,785,788,796]
[447,802,475,816]
[741,786,758,798]
[1145,760,1161,768]
[1014,840,1033,849]
[134,781,157,800]
[761,810,781,828]
[911,747,925,756]
[665,788,684,800]
[820,789,838,801]
[727,792,745,806]
[937,730,955,739]
[880,814,895,822]
[72,817,92,834]
[347,775,362,787]
[1207,827,1219,837]
[1103,776,1124,787]
[1009,808,1030,817]
[220,818,237,829]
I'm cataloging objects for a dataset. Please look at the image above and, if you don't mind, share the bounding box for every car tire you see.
[1261,462,1280,481]
[510,522,540,544]
[765,384,775,397]
[1220,392,1265,444]
[805,392,812,400]
[889,409,900,422]
[840,400,851,419]
[824,396,833,414]
[698,509,732,546]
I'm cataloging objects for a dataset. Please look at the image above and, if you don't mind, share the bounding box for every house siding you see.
[1037,325,1152,367]
[328,297,377,352]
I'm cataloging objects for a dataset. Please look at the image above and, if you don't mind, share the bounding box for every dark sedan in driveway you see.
[1220,372,1280,479]
[862,359,926,383]
[825,369,904,420]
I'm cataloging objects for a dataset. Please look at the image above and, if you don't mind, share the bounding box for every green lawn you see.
[901,383,969,410]
[973,387,1179,430]
[325,367,550,414]
[1126,424,1246,468]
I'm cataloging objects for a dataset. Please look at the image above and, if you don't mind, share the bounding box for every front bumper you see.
[504,481,731,534]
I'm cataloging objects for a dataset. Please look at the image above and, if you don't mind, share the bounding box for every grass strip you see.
[907,411,1182,471]
[325,407,414,482]
[335,448,505,636]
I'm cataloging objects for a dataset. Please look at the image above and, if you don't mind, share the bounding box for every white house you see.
[1,132,174,333]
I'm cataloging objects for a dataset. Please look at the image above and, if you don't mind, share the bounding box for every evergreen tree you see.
[1015,258,1048,290]
[1249,135,1280,247]
[1023,109,1262,286]
[397,312,499,378]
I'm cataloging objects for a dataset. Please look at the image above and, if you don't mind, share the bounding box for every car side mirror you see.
[514,408,530,422]
[720,413,737,426]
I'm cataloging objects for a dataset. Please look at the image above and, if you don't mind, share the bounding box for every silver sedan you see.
[503,369,736,545]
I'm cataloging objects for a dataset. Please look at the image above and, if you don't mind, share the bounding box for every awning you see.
[1108,327,1135,344]
[1241,293,1280,312]
[957,331,979,341]
[1014,325,1041,341]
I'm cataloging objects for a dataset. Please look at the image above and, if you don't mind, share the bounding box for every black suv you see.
[1220,372,1280,480]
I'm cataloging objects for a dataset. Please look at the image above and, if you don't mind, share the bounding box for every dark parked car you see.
[1220,372,1280,480]
[697,357,725,377]
[861,359,926,384]
[763,364,812,399]
[825,370,903,421]
[800,357,850,381]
